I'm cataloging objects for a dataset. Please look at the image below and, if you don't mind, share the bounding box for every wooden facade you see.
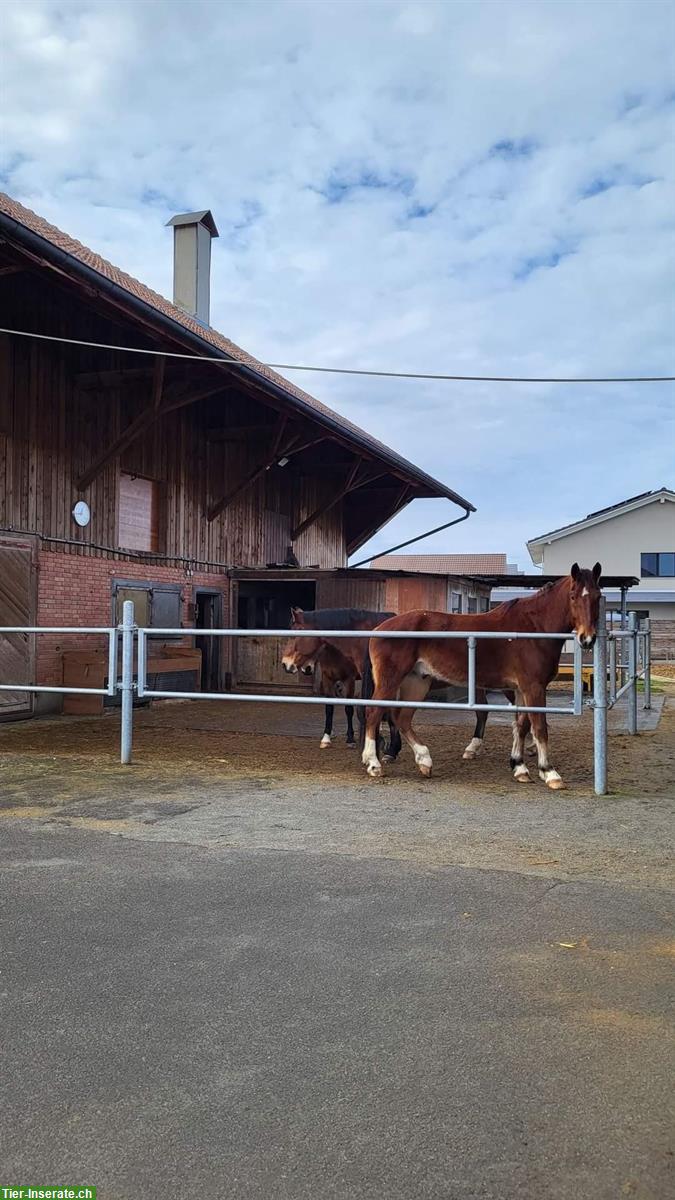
[0,194,476,715]
[0,279,346,572]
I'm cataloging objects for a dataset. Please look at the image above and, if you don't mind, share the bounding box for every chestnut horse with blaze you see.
[362,563,602,790]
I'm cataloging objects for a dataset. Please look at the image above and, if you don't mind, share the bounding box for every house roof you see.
[370,553,512,574]
[0,192,474,514]
[527,487,675,564]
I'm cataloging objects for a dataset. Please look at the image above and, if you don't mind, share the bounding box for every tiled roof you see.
[370,553,510,574]
[0,192,473,510]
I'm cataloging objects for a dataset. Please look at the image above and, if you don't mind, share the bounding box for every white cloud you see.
[1,0,674,567]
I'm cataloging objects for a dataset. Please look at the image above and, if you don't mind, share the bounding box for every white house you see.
[527,488,675,655]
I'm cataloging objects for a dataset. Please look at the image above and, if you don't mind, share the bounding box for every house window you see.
[641,552,675,577]
[450,591,462,614]
[118,473,162,552]
[467,596,478,614]
[478,596,490,613]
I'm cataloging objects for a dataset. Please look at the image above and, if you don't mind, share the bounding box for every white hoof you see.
[413,746,433,777]
[513,763,531,783]
[463,737,482,761]
[541,768,565,790]
[366,760,382,778]
[320,734,333,749]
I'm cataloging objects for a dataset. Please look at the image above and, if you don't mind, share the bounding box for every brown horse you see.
[281,607,401,756]
[362,563,602,789]
[283,638,359,747]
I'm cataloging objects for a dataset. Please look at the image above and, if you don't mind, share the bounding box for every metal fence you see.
[0,595,652,796]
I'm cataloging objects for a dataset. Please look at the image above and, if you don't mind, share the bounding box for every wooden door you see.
[234,581,316,691]
[0,538,36,719]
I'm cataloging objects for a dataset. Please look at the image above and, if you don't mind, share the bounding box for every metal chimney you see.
[166,210,219,326]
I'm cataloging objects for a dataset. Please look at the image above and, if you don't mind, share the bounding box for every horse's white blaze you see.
[463,736,483,760]
[582,587,589,597]
[320,733,333,748]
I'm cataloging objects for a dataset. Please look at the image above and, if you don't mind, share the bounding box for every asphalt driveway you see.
[1,822,673,1200]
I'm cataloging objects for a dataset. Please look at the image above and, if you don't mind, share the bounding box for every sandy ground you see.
[1,694,673,891]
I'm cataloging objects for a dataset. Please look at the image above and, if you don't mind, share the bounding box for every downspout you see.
[349,505,472,569]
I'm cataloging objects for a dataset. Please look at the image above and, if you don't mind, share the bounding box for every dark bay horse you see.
[362,563,602,789]
[281,607,401,756]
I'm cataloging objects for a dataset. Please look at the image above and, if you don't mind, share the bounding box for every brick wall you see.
[36,548,229,691]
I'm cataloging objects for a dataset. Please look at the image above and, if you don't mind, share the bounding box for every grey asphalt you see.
[1,823,673,1200]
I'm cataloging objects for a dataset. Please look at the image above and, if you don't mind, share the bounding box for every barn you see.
[0,193,477,717]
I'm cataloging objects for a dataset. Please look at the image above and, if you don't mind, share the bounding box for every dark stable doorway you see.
[235,579,317,689]
[195,589,223,692]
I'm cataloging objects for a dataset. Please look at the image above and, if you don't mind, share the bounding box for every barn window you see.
[118,473,162,552]
[450,591,462,614]
[467,596,478,614]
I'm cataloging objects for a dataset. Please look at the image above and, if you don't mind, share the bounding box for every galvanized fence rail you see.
[0,594,652,796]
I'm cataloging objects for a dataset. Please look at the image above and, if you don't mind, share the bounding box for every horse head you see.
[569,562,602,648]
[281,606,323,674]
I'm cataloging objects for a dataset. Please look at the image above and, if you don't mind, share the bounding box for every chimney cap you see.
[166,210,219,238]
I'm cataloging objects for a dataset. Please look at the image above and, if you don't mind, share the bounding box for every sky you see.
[1,0,674,568]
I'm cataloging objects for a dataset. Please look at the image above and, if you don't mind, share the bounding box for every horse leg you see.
[525,688,565,789]
[345,705,355,746]
[397,674,434,777]
[463,688,488,759]
[382,714,402,763]
[362,697,386,777]
[510,710,533,783]
[362,669,401,778]
[321,703,334,749]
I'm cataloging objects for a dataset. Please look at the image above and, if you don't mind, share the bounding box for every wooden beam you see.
[152,356,166,412]
[75,367,155,389]
[206,423,274,443]
[76,379,228,492]
[346,483,414,556]
[291,458,387,540]
[208,417,303,521]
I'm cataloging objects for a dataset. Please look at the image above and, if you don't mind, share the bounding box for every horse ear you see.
[570,563,580,581]
[592,562,602,583]
[291,606,304,625]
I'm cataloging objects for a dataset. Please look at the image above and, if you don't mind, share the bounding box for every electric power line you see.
[0,326,672,383]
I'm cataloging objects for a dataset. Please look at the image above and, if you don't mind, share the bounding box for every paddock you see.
[1,693,671,889]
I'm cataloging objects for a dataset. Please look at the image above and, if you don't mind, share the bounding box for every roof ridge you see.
[0,191,473,510]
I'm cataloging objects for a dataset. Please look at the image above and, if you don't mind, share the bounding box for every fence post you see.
[593,595,608,795]
[467,636,476,707]
[627,611,638,735]
[120,599,135,765]
[643,619,652,711]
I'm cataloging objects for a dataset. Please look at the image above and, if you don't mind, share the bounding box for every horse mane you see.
[299,608,393,630]
[489,578,563,617]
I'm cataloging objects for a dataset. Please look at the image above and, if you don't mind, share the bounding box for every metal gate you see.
[0,595,652,796]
